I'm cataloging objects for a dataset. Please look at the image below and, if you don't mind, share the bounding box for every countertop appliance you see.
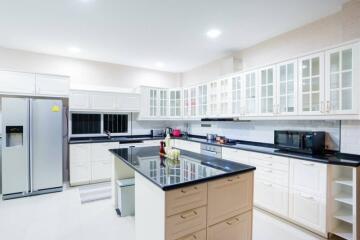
[206,134,217,141]
[274,130,325,155]
[200,143,222,158]
[165,127,172,136]
[151,129,164,138]
[1,97,63,200]
[172,129,181,137]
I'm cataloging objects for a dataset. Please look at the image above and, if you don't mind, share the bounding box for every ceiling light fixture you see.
[68,47,81,53]
[206,29,222,39]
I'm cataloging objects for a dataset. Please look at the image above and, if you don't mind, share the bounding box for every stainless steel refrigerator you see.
[1,97,63,200]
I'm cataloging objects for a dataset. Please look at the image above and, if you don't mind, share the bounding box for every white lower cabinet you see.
[289,190,326,235]
[70,142,118,186]
[222,148,250,165]
[173,139,201,153]
[254,180,289,218]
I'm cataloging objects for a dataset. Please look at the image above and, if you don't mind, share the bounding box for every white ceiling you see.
[0,0,347,72]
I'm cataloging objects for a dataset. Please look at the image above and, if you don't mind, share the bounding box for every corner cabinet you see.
[325,43,360,115]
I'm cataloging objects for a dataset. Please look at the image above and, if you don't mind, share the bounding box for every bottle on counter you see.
[160,141,166,155]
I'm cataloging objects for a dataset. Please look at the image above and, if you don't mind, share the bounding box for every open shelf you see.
[334,178,353,187]
[333,223,353,240]
[335,193,353,206]
[334,208,353,224]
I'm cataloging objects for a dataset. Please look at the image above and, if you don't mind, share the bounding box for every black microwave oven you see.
[274,131,326,155]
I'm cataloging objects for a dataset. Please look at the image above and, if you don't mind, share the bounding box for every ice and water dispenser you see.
[5,126,23,147]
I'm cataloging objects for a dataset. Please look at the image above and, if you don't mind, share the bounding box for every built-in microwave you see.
[274,130,326,155]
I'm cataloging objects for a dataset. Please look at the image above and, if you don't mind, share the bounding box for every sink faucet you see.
[105,130,111,139]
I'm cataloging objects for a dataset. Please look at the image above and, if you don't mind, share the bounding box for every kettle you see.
[165,127,173,136]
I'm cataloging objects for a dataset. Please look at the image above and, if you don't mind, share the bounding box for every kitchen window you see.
[71,113,130,136]
[103,114,128,133]
[71,113,101,134]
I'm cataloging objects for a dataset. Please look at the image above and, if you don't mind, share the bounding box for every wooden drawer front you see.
[70,144,91,165]
[166,206,207,240]
[222,148,250,165]
[254,166,289,187]
[176,229,206,240]
[289,190,326,234]
[250,156,289,172]
[166,183,207,217]
[207,211,252,240]
[207,172,253,226]
[289,159,327,197]
[254,180,289,218]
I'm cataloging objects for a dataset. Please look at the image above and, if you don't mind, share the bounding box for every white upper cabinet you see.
[208,80,219,117]
[70,91,91,110]
[116,93,140,112]
[244,71,258,116]
[169,89,182,118]
[159,89,168,118]
[325,43,360,115]
[299,53,325,115]
[35,74,70,97]
[0,71,36,95]
[277,60,298,115]
[0,71,69,97]
[190,86,197,118]
[197,84,208,117]
[149,88,158,118]
[90,93,117,111]
[259,66,276,116]
[219,78,231,116]
[231,75,244,116]
[183,88,190,118]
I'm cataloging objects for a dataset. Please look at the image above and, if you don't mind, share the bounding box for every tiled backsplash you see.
[341,120,360,155]
[188,120,341,151]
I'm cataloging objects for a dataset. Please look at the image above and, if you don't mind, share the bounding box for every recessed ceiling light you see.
[206,29,222,39]
[156,62,165,68]
[68,47,81,53]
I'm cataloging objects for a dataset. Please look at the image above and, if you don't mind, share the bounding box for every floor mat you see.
[79,182,112,204]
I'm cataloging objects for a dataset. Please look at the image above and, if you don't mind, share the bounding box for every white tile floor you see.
[0,187,329,240]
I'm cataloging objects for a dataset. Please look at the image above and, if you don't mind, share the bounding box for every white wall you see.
[189,120,340,151]
[0,47,181,89]
[181,0,360,86]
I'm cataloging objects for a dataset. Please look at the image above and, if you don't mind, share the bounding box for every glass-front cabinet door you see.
[219,78,231,116]
[149,88,158,117]
[277,60,297,115]
[244,71,257,115]
[190,87,197,118]
[197,84,208,117]
[325,43,359,115]
[169,89,182,118]
[183,88,190,118]
[299,53,325,115]
[208,80,219,117]
[159,89,168,118]
[259,66,276,116]
[231,75,243,116]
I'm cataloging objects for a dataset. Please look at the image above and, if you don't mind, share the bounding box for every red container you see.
[172,129,181,137]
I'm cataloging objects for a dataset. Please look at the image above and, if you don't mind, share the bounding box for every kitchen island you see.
[110,146,255,240]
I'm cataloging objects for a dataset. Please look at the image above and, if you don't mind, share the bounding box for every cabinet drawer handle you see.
[180,210,198,219]
[266,162,273,166]
[263,182,272,187]
[181,186,198,194]
[300,193,314,200]
[264,169,272,173]
[302,162,314,166]
[182,234,198,240]
[226,217,239,225]
[227,178,233,182]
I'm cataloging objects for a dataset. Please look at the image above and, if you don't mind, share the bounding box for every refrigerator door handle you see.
[29,98,33,193]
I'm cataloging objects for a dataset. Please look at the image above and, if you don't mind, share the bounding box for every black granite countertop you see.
[69,135,164,144]
[110,146,256,191]
[173,136,360,167]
